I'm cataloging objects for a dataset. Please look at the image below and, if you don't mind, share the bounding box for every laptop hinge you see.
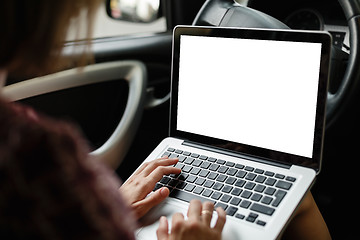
[183,141,291,170]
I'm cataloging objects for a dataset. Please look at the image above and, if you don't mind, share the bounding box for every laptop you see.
[134,26,331,240]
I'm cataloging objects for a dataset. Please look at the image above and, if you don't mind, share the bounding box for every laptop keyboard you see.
[155,148,296,227]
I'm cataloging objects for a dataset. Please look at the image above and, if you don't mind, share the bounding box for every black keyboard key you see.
[167,148,175,152]
[168,179,179,187]
[257,220,267,226]
[231,188,242,196]
[200,161,211,169]
[246,213,258,222]
[230,197,241,206]
[204,180,215,188]
[245,173,257,181]
[185,184,195,192]
[220,194,232,203]
[286,176,296,182]
[160,176,171,184]
[264,187,276,196]
[171,189,215,204]
[154,183,164,191]
[186,175,197,183]
[195,177,205,186]
[226,168,238,176]
[191,153,200,158]
[175,149,183,154]
[209,163,220,171]
[216,174,227,182]
[183,151,191,156]
[222,185,233,193]
[184,158,195,165]
[199,155,208,160]
[241,190,252,199]
[175,163,185,169]
[235,213,245,219]
[235,179,246,187]
[251,193,262,202]
[236,170,247,178]
[276,180,293,190]
[225,161,235,167]
[235,164,245,169]
[216,159,226,165]
[207,172,219,180]
[178,173,188,181]
[275,174,285,179]
[211,192,222,200]
[169,153,179,159]
[178,156,187,162]
[202,189,213,197]
[162,152,171,157]
[272,190,287,207]
[265,171,275,177]
[199,169,210,178]
[244,166,254,172]
[193,186,204,195]
[254,184,266,193]
[190,167,201,175]
[255,175,266,183]
[261,196,273,205]
[244,182,256,190]
[215,202,228,210]
[213,182,224,191]
[208,157,217,162]
[226,206,238,216]
[250,203,275,216]
[240,200,251,209]
[182,165,192,173]
[218,166,229,173]
[225,176,237,185]
[176,181,187,189]
[255,168,264,174]
[192,159,202,167]
[265,178,277,186]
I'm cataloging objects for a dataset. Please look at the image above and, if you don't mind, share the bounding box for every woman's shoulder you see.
[0,97,136,239]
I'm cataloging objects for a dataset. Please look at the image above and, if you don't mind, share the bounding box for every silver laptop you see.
[134,26,331,240]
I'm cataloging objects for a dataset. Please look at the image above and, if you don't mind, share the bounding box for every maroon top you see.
[0,97,136,239]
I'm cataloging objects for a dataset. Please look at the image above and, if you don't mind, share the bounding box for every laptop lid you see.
[169,26,331,174]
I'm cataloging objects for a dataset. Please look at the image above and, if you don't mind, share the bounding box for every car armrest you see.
[3,60,147,169]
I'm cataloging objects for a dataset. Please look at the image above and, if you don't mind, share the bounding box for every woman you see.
[0,1,225,239]
[0,1,330,239]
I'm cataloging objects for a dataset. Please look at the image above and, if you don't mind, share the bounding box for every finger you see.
[201,202,215,226]
[171,212,185,235]
[187,199,202,221]
[156,216,169,240]
[147,166,181,184]
[132,187,170,219]
[133,157,170,176]
[214,207,227,232]
[141,158,179,177]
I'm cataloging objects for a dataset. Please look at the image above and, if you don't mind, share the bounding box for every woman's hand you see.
[157,200,226,240]
[119,157,181,219]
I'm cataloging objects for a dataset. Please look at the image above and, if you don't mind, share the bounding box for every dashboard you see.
[247,0,350,53]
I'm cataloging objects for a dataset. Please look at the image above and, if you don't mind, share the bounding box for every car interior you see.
[4,0,358,238]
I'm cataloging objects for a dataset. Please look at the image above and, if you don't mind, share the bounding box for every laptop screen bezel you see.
[169,26,331,173]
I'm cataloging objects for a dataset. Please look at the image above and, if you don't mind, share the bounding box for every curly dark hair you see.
[0,99,136,240]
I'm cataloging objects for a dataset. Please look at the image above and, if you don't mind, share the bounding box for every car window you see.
[67,3,167,41]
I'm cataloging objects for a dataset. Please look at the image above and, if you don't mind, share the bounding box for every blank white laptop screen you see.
[176,35,322,158]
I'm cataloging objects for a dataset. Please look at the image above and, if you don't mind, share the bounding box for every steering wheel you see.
[193,0,360,127]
